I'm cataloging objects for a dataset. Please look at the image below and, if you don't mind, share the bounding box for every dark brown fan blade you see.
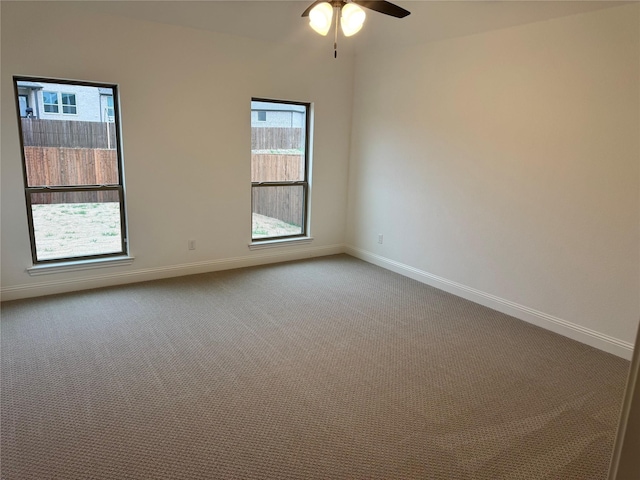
[353,1,410,18]
[301,0,325,17]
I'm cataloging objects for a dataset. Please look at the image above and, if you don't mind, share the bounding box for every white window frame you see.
[61,92,77,115]
[104,95,115,122]
[42,91,59,113]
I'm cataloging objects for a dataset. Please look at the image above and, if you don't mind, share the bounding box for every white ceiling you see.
[74,0,631,54]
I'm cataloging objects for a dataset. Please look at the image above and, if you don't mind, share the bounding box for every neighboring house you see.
[16,81,114,122]
[251,100,305,128]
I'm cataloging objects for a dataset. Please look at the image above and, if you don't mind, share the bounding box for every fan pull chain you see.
[334,5,339,58]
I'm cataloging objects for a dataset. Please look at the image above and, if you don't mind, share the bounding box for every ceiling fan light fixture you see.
[340,3,366,37]
[309,2,334,36]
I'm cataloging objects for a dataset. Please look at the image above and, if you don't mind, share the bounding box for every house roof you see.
[16,81,43,90]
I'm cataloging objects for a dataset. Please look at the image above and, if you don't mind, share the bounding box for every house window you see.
[101,94,115,122]
[61,93,77,114]
[42,91,59,113]
[14,77,128,264]
[18,95,29,117]
[257,111,266,122]
[106,96,114,118]
[251,99,309,241]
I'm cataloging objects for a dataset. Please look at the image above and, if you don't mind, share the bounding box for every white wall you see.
[347,4,640,356]
[1,2,353,299]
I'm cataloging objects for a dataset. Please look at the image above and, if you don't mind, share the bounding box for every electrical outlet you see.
[188,239,196,250]
[378,234,383,244]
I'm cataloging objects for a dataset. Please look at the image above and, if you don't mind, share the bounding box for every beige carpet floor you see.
[0,254,630,479]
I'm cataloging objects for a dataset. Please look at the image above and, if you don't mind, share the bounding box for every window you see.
[14,77,128,264]
[42,91,58,113]
[257,110,266,122]
[106,96,114,118]
[251,99,309,241]
[61,93,77,114]
[18,95,28,117]
[101,94,114,122]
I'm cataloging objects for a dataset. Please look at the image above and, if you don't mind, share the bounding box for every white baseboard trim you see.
[345,245,635,360]
[1,243,346,302]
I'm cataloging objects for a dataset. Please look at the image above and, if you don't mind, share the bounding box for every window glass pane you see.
[257,111,266,121]
[19,81,120,186]
[19,95,28,117]
[61,93,76,106]
[251,101,305,182]
[43,91,58,105]
[30,190,123,261]
[107,97,114,118]
[252,185,304,239]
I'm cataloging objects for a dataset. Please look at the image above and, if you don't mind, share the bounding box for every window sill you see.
[27,256,135,276]
[248,237,314,250]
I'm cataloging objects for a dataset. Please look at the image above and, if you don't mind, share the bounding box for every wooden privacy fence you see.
[251,154,303,182]
[252,127,304,150]
[252,186,304,227]
[251,153,305,226]
[25,147,119,204]
[25,146,305,223]
[22,121,299,151]
[21,118,117,149]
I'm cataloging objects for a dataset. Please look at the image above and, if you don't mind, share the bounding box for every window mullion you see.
[251,181,306,187]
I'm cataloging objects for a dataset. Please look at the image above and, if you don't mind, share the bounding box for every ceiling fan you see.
[302,0,410,57]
